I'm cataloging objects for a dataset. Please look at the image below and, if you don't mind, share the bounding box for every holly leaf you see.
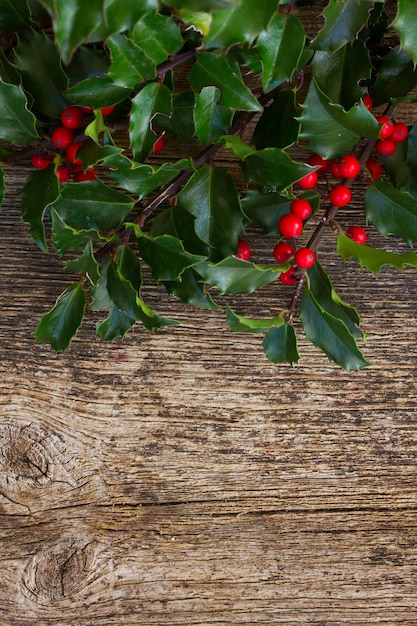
[50,180,134,233]
[149,205,209,256]
[365,179,417,245]
[242,149,316,191]
[252,89,300,150]
[13,29,69,118]
[64,241,101,285]
[107,33,156,88]
[178,165,245,261]
[164,268,219,309]
[194,86,234,146]
[226,306,285,333]
[310,0,375,53]
[21,164,60,252]
[35,283,86,351]
[0,79,39,143]
[66,76,131,109]
[263,324,300,365]
[165,0,237,9]
[0,0,31,31]
[89,0,159,42]
[129,82,172,162]
[337,231,417,273]
[204,0,278,48]
[189,52,262,112]
[194,257,283,294]
[153,92,196,140]
[392,0,417,67]
[96,304,135,341]
[51,209,116,256]
[242,189,320,234]
[372,47,417,105]
[131,13,184,65]
[300,290,370,371]
[109,157,193,198]
[0,47,22,85]
[298,78,380,159]
[257,13,306,92]
[72,139,122,170]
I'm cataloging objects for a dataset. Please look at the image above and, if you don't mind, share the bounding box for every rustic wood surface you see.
[2,4,417,625]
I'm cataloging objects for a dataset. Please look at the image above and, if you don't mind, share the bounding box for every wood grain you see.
[2,5,417,623]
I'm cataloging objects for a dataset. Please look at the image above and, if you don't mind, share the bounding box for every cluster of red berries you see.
[363,93,409,157]
[30,104,165,183]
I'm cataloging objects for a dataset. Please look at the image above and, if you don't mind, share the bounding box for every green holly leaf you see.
[262,324,300,365]
[300,290,370,371]
[310,0,375,53]
[131,13,184,65]
[252,89,300,150]
[50,180,134,233]
[164,268,219,309]
[195,257,283,294]
[89,0,158,42]
[165,0,238,11]
[72,139,122,170]
[365,179,417,245]
[189,52,262,112]
[0,0,31,31]
[177,9,212,36]
[194,86,234,146]
[13,29,69,118]
[64,241,101,285]
[109,157,194,199]
[96,303,135,341]
[51,209,116,256]
[257,13,306,92]
[226,305,285,333]
[178,165,245,262]
[241,189,320,234]
[0,47,22,85]
[0,78,39,143]
[298,78,380,159]
[129,82,172,162]
[107,33,156,89]
[307,260,362,338]
[204,0,278,48]
[243,149,316,191]
[392,0,417,67]
[153,92,196,140]
[66,76,131,109]
[337,231,417,273]
[149,205,209,256]
[35,283,86,351]
[21,164,60,252]
[371,47,417,105]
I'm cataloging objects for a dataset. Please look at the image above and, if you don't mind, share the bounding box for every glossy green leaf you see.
[263,324,299,365]
[194,86,234,145]
[195,257,283,294]
[64,241,101,285]
[226,306,285,333]
[51,209,115,256]
[96,304,135,341]
[13,29,69,118]
[257,13,306,92]
[35,283,86,351]
[89,0,158,42]
[307,261,362,337]
[149,205,209,256]
[242,149,316,191]
[337,231,417,272]
[242,189,320,234]
[153,92,196,140]
[0,0,31,31]
[66,76,131,108]
[178,166,245,261]
[165,0,238,11]
[205,0,278,48]
[21,164,60,252]
[164,268,219,309]
[0,79,38,145]
[365,179,417,245]
[392,0,417,66]
[49,0,104,64]
[0,47,21,85]
[252,89,300,149]
[189,52,262,112]
[372,47,417,105]
[300,290,369,371]
[177,9,212,36]
[107,34,156,88]
[129,82,172,162]
[311,0,374,53]
[51,180,134,233]
[109,157,193,199]
[132,13,184,65]
[298,78,380,159]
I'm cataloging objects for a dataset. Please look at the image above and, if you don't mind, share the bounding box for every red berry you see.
[101,105,115,116]
[51,126,73,149]
[278,213,303,238]
[329,184,351,207]
[56,162,71,183]
[73,166,96,182]
[294,247,316,269]
[65,140,84,164]
[273,242,294,263]
[391,122,408,143]
[279,267,297,285]
[152,136,165,154]
[346,225,367,245]
[375,138,396,157]
[376,115,394,139]
[297,170,318,189]
[363,93,373,111]
[31,153,54,169]
[308,153,328,173]
[289,198,312,220]
[329,159,343,179]
[61,106,83,130]
[339,154,361,179]
[80,105,93,114]
[236,239,251,261]
[365,158,382,181]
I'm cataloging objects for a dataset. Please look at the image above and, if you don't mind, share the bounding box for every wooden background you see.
[1,3,417,624]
